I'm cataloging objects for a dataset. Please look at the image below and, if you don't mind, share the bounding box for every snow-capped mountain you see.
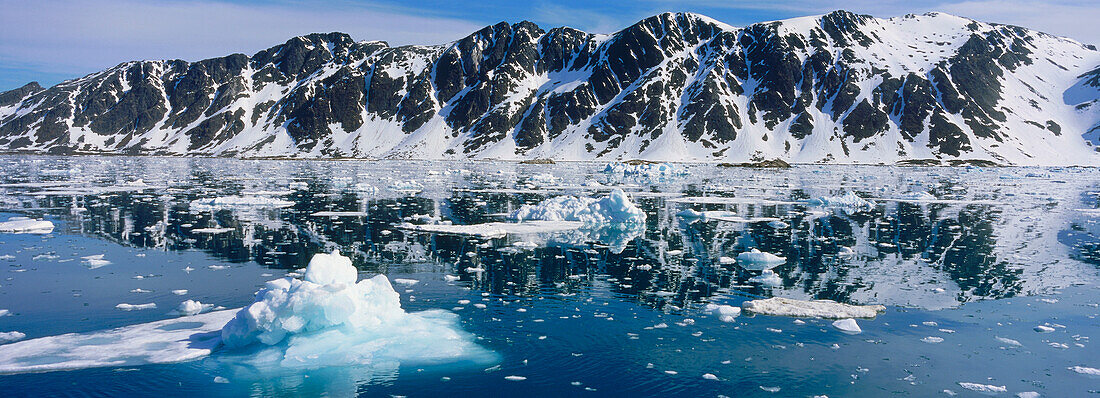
[1,11,1099,164]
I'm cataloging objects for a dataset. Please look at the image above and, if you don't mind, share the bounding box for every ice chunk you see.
[742,297,885,319]
[116,303,157,311]
[510,189,646,225]
[218,250,496,370]
[995,336,1022,346]
[172,300,213,316]
[1034,325,1055,333]
[921,336,944,343]
[0,310,234,373]
[0,331,25,344]
[957,382,1007,394]
[189,196,293,210]
[171,289,189,296]
[504,375,527,381]
[388,180,423,193]
[832,318,862,334]
[392,278,419,286]
[0,309,8,317]
[602,162,684,177]
[737,249,786,269]
[1069,366,1100,376]
[702,373,718,380]
[398,221,583,238]
[82,254,111,269]
[809,191,873,214]
[1016,392,1040,398]
[748,270,783,286]
[705,304,741,322]
[0,217,54,234]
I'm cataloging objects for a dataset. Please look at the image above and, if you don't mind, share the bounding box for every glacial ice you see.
[0,331,25,344]
[82,254,111,269]
[742,297,885,319]
[737,249,786,269]
[0,217,54,234]
[748,270,783,286]
[832,318,862,334]
[172,300,214,316]
[510,189,646,225]
[808,191,873,214]
[1069,366,1100,376]
[957,382,1007,394]
[602,162,683,177]
[0,251,495,375]
[190,196,294,210]
[116,303,157,311]
[218,250,496,370]
[705,304,741,322]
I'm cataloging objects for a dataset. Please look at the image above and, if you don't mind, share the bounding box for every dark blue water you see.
[0,156,1097,397]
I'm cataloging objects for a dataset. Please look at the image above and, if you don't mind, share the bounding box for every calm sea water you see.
[0,156,1097,397]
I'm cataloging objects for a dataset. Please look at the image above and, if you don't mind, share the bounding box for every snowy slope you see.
[1,11,1099,164]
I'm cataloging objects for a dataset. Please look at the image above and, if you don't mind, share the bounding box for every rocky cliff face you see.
[1,11,1098,164]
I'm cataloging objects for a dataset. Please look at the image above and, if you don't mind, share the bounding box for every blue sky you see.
[2,0,1098,91]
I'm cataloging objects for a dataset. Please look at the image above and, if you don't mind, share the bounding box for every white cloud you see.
[0,0,484,78]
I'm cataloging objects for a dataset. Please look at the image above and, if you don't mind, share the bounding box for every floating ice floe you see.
[957,382,1007,394]
[921,336,944,343]
[0,309,233,373]
[218,250,496,370]
[602,162,684,178]
[191,227,234,234]
[748,270,783,286]
[0,217,54,234]
[0,251,496,375]
[832,318,862,334]
[737,249,786,269]
[81,254,111,269]
[808,191,873,214]
[189,196,294,210]
[1069,366,1100,377]
[392,278,419,286]
[116,303,157,311]
[510,189,646,225]
[704,304,741,322]
[0,331,25,344]
[310,211,369,217]
[397,221,584,238]
[388,180,423,193]
[741,297,885,319]
[171,300,214,316]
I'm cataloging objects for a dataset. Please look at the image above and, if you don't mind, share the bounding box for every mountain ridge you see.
[1,10,1098,164]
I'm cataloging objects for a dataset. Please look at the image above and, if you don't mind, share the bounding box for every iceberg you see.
[0,217,54,234]
[748,270,783,286]
[808,191,873,214]
[742,297,885,319]
[0,251,495,375]
[832,318,862,334]
[737,249,786,269]
[172,300,214,316]
[190,196,294,210]
[510,189,646,225]
[602,162,684,177]
[218,250,496,370]
[704,304,741,322]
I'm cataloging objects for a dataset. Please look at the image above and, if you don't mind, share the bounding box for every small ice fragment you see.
[0,331,25,344]
[171,290,188,296]
[82,254,111,269]
[173,300,213,316]
[768,220,789,229]
[760,386,781,393]
[742,297,885,319]
[458,300,471,305]
[392,278,419,286]
[832,318,862,334]
[704,304,741,322]
[652,323,669,329]
[1034,325,1055,333]
[995,336,1022,346]
[213,376,229,384]
[443,275,460,282]
[957,382,1006,394]
[718,256,735,264]
[702,373,718,380]
[748,270,783,286]
[0,217,54,234]
[1069,366,1100,376]
[115,303,157,311]
[921,336,944,343]
[504,375,526,381]
[130,288,151,293]
[737,249,786,266]
[1016,392,1040,398]
[0,309,8,317]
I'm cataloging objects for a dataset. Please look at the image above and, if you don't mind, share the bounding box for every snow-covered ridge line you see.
[1,11,1098,165]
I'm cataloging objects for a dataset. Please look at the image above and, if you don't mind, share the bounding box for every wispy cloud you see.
[0,0,483,88]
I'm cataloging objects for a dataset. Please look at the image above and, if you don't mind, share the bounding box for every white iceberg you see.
[116,303,157,311]
[602,162,684,177]
[510,189,646,225]
[957,382,1007,394]
[82,254,111,269]
[219,250,496,370]
[808,191,873,214]
[704,304,741,322]
[742,297,885,319]
[0,331,25,344]
[832,318,862,334]
[737,249,786,269]
[172,300,214,316]
[748,270,783,286]
[0,217,54,234]
[190,196,293,210]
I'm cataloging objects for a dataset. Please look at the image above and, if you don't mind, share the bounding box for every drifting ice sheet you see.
[0,217,54,234]
[742,297,885,319]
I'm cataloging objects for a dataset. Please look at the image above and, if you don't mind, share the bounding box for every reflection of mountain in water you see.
[0,157,1097,311]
